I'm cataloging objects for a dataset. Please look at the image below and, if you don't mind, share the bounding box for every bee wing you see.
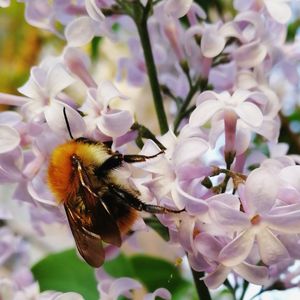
[77,163,122,247]
[64,204,105,268]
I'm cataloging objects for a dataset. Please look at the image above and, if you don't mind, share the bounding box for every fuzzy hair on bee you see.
[47,108,183,268]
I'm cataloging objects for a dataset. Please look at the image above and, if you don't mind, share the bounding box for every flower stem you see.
[191,269,212,300]
[123,0,168,134]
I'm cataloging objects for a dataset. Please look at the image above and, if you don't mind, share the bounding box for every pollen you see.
[251,214,261,225]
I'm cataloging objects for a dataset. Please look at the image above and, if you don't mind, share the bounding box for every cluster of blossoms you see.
[1,0,300,299]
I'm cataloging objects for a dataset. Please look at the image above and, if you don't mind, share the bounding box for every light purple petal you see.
[47,63,76,98]
[97,109,133,138]
[0,125,20,154]
[219,229,255,266]
[44,100,86,138]
[264,0,291,24]
[233,262,269,285]
[256,228,290,265]
[194,233,222,260]
[189,100,222,127]
[204,264,230,289]
[244,168,278,215]
[233,0,255,11]
[164,0,193,18]
[0,111,22,126]
[209,200,250,230]
[0,93,28,106]
[110,278,142,299]
[65,16,96,47]
[264,210,300,234]
[234,41,267,68]
[85,0,105,22]
[235,102,263,127]
[144,288,171,300]
[201,27,226,58]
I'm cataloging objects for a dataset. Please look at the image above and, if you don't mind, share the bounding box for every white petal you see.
[245,168,278,215]
[85,0,105,22]
[65,16,96,47]
[189,100,222,126]
[0,111,22,126]
[201,27,226,58]
[47,63,75,98]
[44,100,86,138]
[256,228,290,265]
[56,293,84,300]
[0,125,20,154]
[264,0,292,24]
[97,80,128,108]
[233,262,269,285]
[144,288,171,300]
[235,102,263,127]
[204,265,231,289]
[110,278,142,299]
[219,230,255,266]
[97,110,133,138]
[173,137,209,167]
[279,165,300,191]
[164,0,193,18]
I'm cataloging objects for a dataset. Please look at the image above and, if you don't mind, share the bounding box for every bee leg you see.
[108,184,184,214]
[123,150,164,163]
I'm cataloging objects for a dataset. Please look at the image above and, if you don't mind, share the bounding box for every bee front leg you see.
[123,150,164,163]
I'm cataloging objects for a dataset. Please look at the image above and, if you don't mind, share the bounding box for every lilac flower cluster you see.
[1,0,300,299]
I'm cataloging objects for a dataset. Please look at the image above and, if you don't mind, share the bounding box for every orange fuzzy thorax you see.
[47,140,110,203]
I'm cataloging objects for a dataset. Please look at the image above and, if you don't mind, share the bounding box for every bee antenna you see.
[63,107,74,140]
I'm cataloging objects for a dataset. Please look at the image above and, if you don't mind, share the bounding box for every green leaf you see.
[130,254,191,298]
[144,216,170,241]
[103,252,136,278]
[31,249,98,300]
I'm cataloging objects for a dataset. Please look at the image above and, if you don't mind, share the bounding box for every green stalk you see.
[191,269,212,300]
[134,2,169,134]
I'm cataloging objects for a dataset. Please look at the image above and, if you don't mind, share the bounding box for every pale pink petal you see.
[264,0,291,24]
[65,16,96,47]
[233,262,269,285]
[235,102,263,127]
[256,228,290,265]
[47,63,75,98]
[85,0,105,22]
[264,210,300,234]
[204,265,231,289]
[244,168,278,214]
[0,93,28,106]
[234,41,267,68]
[44,101,86,138]
[97,110,133,138]
[0,125,20,154]
[144,288,171,300]
[201,27,226,58]
[235,124,251,155]
[189,100,223,127]
[164,0,193,18]
[231,89,253,105]
[196,91,219,105]
[219,230,255,266]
